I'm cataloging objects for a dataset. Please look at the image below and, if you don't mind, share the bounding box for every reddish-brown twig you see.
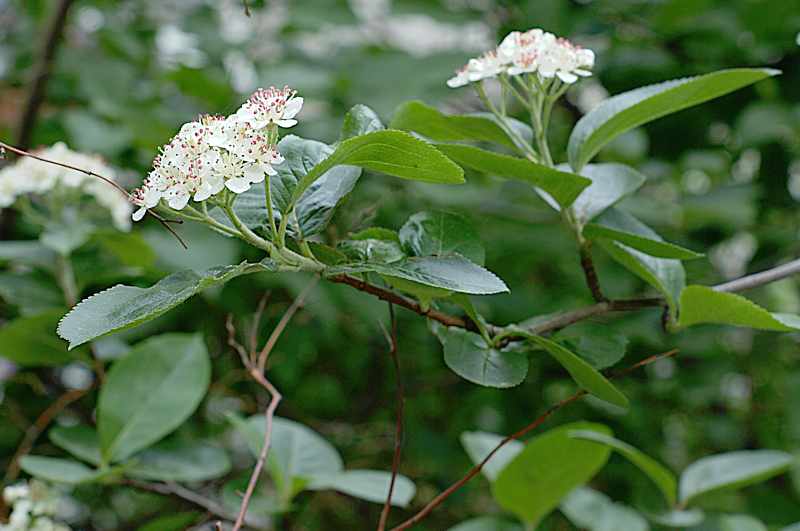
[388,349,679,531]
[378,303,404,531]
[225,279,318,531]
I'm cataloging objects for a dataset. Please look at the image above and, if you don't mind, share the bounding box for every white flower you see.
[131,88,298,221]
[446,27,595,87]
[0,143,132,230]
[234,85,303,129]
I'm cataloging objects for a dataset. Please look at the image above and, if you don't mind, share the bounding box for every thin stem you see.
[231,370,282,531]
[257,278,318,373]
[388,349,679,531]
[474,83,540,162]
[377,304,404,531]
[498,74,530,109]
[264,177,279,243]
[713,257,800,293]
[127,480,239,525]
[579,242,606,302]
[55,253,78,307]
[223,203,273,253]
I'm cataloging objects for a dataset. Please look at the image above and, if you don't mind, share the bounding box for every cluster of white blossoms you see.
[0,143,132,231]
[131,86,303,221]
[447,28,595,88]
[0,482,71,531]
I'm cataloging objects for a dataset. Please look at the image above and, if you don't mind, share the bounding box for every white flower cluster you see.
[447,28,595,88]
[131,86,302,221]
[0,481,71,531]
[0,143,132,231]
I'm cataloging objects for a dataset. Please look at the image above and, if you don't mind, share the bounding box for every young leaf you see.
[340,104,384,140]
[678,285,800,331]
[338,228,405,263]
[447,517,523,531]
[526,335,628,408]
[566,163,646,226]
[598,240,685,318]
[584,208,703,260]
[98,333,211,463]
[679,449,795,505]
[49,425,102,466]
[399,210,485,265]
[57,260,276,349]
[460,431,524,481]
[492,421,613,526]
[327,255,509,295]
[568,430,676,506]
[307,470,416,507]
[0,310,84,366]
[434,143,590,208]
[568,68,780,171]
[391,100,531,150]
[436,327,528,388]
[290,129,465,207]
[19,456,101,484]
[124,441,231,482]
[560,487,649,531]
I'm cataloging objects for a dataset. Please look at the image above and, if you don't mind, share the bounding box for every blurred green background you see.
[2,0,800,529]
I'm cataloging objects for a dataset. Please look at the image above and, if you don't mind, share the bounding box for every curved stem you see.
[475,83,540,162]
[222,203,273,253]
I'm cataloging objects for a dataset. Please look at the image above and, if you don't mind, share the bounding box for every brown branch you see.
[4,387,87,483]
[328,274,472,330]
[15,0,76,149]
[579,242,606,302]
[388,349,679,531]
[225,280,317,531]
[378,303,404,531]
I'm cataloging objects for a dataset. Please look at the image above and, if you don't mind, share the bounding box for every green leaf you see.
[598,239,685,318]
[434,143,589,208]
[678,285,800,331]
[57,260,276,349]
[560,487,649,531]
[647,509,705,527]
[327,256,508,295]
[584,208,703,260]
[340,104,384,140]
[0,310,85,366]
[678,449,795,505]
[555,322,628,370]
[231,414,343,500]
[399,210,485,265]
[568,430,676,506]
[391,100,531,151]
[137,512,200,531]
[716,515,768,531]
[526,335,628,408]
[565,163,646,226]
[50,425,102,466]
[307,470,416,507]
[0,272,63,315]
[272,135,363,238]
[290,129,464,207]
[98,333,211,463]
[19,456,101,484]
[460,431,524,481]
[338,229,405,263]
[125,441,231,482]
[493,421,613,526]
[436,327,528,388]
[447,517,523,531]
[568,68,780,171]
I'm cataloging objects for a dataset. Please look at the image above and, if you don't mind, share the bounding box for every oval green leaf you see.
[307,470,416,507]
[98,333,211,463]
[678,285,800,331]
[437,327,528,388]
[125,441,231,482]
[492,421,613,526]
[568,430,676,506]
[527,335,628,408]
[678,449,795,505]
[568,68,780,171]
[400,210,485,265]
